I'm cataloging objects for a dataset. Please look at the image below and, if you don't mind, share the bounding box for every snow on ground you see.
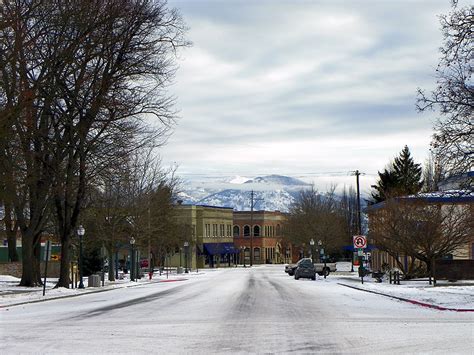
[1,265,473,354]
[1,263,473,310]
[0,270,203,307]
[333,262,474,310]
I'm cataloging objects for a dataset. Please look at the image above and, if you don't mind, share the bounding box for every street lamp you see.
[310,239,315,264]
[77,225,85,289]
[130,237,135,281]
[318,239,327,279]
[184,241,189,273]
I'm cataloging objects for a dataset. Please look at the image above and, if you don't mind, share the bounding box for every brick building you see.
[233,210,289,265]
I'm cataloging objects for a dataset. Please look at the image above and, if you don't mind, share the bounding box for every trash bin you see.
[88,274,101,287]
[177,267,183,274]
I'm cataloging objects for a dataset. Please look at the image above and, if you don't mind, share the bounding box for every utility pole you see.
[355,170,362,235]
[350,170,364,273]
[249,190,263,267]
[250,190,254,267]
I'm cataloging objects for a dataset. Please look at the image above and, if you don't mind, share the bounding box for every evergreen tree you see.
[370,168,398,204]
[392,146,423,195]
[370,146,423,204]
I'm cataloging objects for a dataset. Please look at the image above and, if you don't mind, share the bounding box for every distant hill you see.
[178,174,309,212]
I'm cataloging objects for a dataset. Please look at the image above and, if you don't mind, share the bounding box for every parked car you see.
[285,259,337,277]
[285,260,302,276]
[294,258,316,280]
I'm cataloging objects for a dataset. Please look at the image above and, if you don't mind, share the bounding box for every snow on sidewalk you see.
[0,271,202,307]
[334,274,474,311]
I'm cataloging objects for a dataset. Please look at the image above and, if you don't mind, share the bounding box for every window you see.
[254,247,260,261]
[220,224,225,237]
[213,224,218,237]
[276,224,281,236]
[254,225,260,237]
[227,224,232,237]
[205,224,210,237]
[233,225,240,237]
[243,225,250,237]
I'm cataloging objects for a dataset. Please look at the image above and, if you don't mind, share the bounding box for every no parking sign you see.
[353,235,367,249]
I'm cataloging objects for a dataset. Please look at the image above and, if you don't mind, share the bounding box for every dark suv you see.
[294,258,316,280]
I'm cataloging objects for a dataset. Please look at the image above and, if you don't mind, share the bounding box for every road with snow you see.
[1,266,473,354]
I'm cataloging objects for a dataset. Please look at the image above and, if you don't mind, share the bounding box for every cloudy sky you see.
[160,0,459,193]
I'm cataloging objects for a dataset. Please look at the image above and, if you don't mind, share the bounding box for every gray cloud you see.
[161,0,462,190]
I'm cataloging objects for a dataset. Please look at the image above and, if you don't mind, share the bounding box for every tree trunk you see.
[19,231,40,286]
[7,233,19,262]
[56,236,71,288]
[4,204,19,262]
[108,248,115,282]
[34,235,42,284]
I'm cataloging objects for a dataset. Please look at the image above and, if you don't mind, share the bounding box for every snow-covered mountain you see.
[178,174,310,212]
[244,174,310,186]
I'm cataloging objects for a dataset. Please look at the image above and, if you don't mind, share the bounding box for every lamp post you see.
[184,241,189,273]
[180,247,183,271]
[310,239,315,264]
[318,239,327,279]
[130,237,135,281]
[77,225,85,289]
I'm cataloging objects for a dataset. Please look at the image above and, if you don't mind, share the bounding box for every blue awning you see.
[203,243,239,255]
[343,244,376,252]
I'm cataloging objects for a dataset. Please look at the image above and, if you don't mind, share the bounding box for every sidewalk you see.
[334,273,474,312]
[0,271,198,308]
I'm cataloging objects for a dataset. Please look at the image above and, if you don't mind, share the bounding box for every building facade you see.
[367,189,474,273]
[233,210,289,265]
[174,204,238,269]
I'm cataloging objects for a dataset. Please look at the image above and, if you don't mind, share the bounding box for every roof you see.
[366,189,474,212]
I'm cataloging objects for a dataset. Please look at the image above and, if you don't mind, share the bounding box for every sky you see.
[158,0,461,194]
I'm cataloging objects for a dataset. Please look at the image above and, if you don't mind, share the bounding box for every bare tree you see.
[285,186,347,256]
[369,198,472,278]
[417,2,473,175]
[0,0,189,286]
[422,151,446,192]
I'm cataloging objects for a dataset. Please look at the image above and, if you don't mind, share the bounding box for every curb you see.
[338,283,474,312]
[0,278,188,308]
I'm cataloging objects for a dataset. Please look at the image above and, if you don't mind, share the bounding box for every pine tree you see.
[370,146,423,204]
[370,168,398,204]
[392,146,423,195]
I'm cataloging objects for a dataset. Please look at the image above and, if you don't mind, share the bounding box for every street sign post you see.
[353,236,367,284]
[353,235,367,249]
[43,240,51,296]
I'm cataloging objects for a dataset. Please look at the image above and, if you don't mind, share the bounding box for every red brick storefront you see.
[233,211,290,264]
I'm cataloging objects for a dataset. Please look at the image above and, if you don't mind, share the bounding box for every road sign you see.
[353,235,367,249]
[43,241,52,261]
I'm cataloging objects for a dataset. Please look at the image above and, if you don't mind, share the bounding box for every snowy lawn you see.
[331,262,474,310]
[0,269,204,307]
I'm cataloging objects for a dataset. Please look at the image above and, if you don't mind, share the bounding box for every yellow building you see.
[173,204,238,269]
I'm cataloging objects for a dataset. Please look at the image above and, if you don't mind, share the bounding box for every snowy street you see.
[1,265,473,354]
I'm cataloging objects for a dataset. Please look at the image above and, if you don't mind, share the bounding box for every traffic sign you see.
[353,235,367,249]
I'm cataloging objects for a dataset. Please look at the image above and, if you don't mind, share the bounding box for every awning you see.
[343,245,376,252]
[203,243,239,255]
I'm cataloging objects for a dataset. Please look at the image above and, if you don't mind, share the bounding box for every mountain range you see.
[178,174,311,212]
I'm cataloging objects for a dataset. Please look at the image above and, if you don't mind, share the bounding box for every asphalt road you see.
[1,266,473,354]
